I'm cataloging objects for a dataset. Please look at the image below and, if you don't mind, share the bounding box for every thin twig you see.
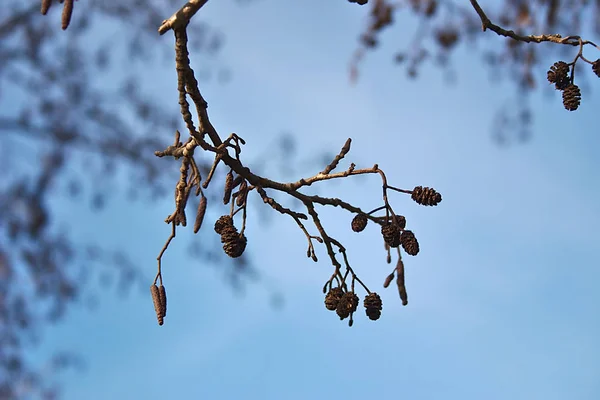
[469,0,598,49]
[158,0,209,35]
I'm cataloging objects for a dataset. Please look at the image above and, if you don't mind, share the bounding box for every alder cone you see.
[547,61,569,85]
[193,196,207,234]
[364,293,383,321]
[325,287,344,311]
[411,186,442,206]
[214,215,233,234]
[562,84,581,111]
[381,223,401,248]
[223,233,247,258]
[400,230,419,256]
[593,60,600,78]
[351,213,368,232]
[336,292,359,320]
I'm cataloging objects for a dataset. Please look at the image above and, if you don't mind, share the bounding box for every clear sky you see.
[30,1,600,399]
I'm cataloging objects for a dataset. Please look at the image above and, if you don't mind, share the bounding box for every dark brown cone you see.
[351,214,368,232]
[348,0,369,5]
[393,214,406,230]
[159,285,167,318]
[400,230,419,256]
[593,60,600,78]
[364,293,383,321]
[220,223,239,243]
[150,285,163,326]
[547,61,569,88]
[555,78,570,91]
[336,292,359,320]
[411,186,442,206]
[214,215,233,234]
[562,84,581,111]
[381,223,401,248]
[223,233,247,258]
[325,287,344,311]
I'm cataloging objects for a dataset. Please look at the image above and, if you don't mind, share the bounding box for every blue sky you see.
[28,0,600,399]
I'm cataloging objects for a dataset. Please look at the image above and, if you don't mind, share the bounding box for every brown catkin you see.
[235,180,248,207]
[41,0,52,15]
[336,292,359,320]
[61,0,74,30]
[223,170,234,204]
[393,214,406,230]
[159,285,167,318]
[381,223,401,248]
[396,260,408,306]
[150,285,163,325]
[383,272,395,288]
[193,196,207,234]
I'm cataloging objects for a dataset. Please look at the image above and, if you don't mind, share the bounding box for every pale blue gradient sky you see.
[32,1,600,399]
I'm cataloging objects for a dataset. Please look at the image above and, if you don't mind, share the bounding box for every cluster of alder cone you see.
[322,186,442,326]
[547,59,600,111]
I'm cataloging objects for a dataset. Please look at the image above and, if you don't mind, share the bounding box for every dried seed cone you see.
[214,215,233,234]
[381,223,401,248]
[400,230,420,256]
[412,186,442,206]
[159,285,167,318]
[150,284,163,326]
[393,215,406,230]
[364,293,383,321]
[336,292,359,320]
[223,233,247,258]
[351,214,368,232]
[593,59,600,78]
[547,61,569,89]
[562,84,581,111]
[325,287,344,311]
[220,223,239,243]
